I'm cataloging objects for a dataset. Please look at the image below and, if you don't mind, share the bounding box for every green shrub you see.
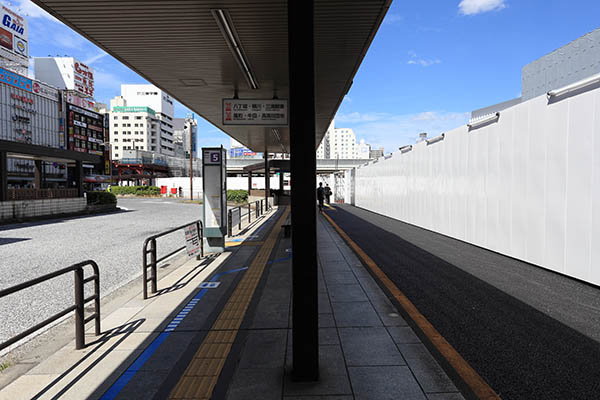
[109,185,161,196]
[227,189,248,203]
[86,191,117,205]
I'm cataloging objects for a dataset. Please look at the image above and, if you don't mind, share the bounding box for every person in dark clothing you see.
[317,182,325,212]
[324,184,332,204]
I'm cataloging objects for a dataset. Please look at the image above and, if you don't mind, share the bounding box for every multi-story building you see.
[109,85,177,159]
[108,99,162,161]
[120,84,175,156]
[369,147,384,159]
[229,138,260,159]
[357,139,371,159]
[316,120,365,159]
[173,117,198,159]
[34,57,95,98]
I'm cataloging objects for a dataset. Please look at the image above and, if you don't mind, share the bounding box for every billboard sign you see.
[0,5,28,67]
[222,99,288,126]
[32,80,59,101]
[0,66,31,91]
[73,60,94,97]
[0,27,11,50]
[65,92,95,110]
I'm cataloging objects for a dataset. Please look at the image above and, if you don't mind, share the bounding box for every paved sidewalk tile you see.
[328,284,368,303]
[348,366,426,400]
[338,327,405,366]
[398,344,459,394]
[284,345,352,397]
[332,301,382,327]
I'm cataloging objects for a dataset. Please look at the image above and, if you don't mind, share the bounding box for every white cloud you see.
[384,13,403,25]
[335,111,470,153]
[407,51,441,67]
[337,112,389,123]
[458,0,506,15]
[52,30,87,50]
[83,51,108,65]
[11,0,60,22]
[408,59,441,67]
[93,69,122,92]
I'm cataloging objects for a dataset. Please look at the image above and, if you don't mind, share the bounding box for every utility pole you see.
[189,115,194,200]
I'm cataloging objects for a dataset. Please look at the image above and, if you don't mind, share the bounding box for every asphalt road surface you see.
[326,204,600,400]
[0,197,204,344]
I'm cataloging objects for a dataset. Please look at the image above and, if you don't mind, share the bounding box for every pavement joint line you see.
[168,206,290,400]
[321,210,500,400]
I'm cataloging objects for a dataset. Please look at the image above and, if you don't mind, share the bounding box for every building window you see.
[115,146,119,150]
[113,123,118,127]
[123,116,129,120]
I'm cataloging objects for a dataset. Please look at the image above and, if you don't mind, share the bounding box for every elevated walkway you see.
[0,205,463,400]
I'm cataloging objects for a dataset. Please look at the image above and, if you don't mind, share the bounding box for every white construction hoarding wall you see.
[349,87,600,287]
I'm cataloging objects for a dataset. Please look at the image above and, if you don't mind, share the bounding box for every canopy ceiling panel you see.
[33,0,390,153]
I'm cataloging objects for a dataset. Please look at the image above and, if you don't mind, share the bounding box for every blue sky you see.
[10,0,600,153]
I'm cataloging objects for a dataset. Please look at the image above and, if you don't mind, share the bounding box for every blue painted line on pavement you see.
[267,254,292,265]
[100,266,248,399]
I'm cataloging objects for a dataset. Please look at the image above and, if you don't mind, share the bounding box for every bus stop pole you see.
[289,0,319,382]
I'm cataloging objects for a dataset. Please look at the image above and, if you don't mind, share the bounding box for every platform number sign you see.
[204,149,221,165]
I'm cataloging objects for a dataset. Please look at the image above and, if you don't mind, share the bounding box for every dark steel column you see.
[279,171,284,191]
[289,0,319,381]
[248,171,252,195]
[0,151,7,201]
[264,152,270,206]
[74,160,84,197]
[34,160,42,189]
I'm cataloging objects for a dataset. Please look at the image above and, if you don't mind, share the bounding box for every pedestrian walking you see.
[317,182,325,212]
[324,184,332,204]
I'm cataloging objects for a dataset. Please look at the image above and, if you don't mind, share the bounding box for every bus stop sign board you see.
[202,146,227,253]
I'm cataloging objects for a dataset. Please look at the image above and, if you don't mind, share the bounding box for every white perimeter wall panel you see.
[353,87,600,286]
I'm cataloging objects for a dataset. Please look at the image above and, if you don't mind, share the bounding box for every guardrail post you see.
[93,266,101,336]
[197,221,204,259]
[74,267,85,350]
[150,238,157,294]
[142,245,148,300]
[228,209,232,237]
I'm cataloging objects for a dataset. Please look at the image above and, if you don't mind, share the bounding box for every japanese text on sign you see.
[184,224,201,257]
[223,99,288,126]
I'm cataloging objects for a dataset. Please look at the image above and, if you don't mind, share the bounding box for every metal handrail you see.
[142,219,204,299]
[227,197,273,237]
[0,260,101,352]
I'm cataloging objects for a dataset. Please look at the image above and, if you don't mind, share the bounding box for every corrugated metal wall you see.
[352,86,600,286]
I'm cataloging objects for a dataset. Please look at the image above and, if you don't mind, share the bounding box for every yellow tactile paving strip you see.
[225,240,265,248]
[169,207,290,400]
